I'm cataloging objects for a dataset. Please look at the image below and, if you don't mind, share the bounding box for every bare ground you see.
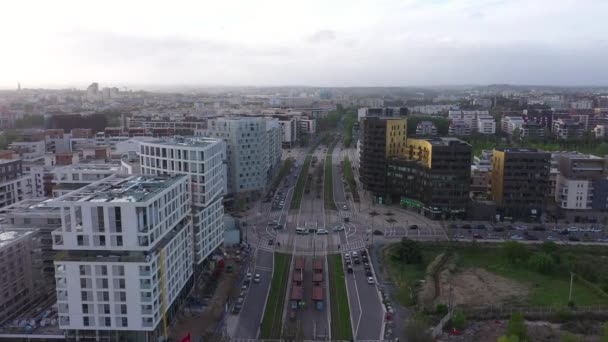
[418,256,528,309]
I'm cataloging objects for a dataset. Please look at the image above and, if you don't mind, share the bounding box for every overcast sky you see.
[1,0,607,89]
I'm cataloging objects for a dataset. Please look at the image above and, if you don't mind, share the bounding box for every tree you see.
[506,312,527,341]
[404,319,433,342]
[451,310,466,330]
[396,238,423,264]
[601,322,608,342]
[527,252,555,274]
[541,241,558,254]
[498,336,520,342]
[503,241,529,264]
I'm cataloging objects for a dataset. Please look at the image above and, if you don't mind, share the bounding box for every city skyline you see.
[1,0,607,88]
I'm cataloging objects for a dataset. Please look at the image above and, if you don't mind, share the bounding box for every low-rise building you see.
[415,121,437,136]
[552,119,584,140]
[501,116,525,136]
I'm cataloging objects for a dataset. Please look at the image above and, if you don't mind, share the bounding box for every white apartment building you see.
[448,110,494,134]
[276,117,298,147]
[501,116,525,136]
[198,117,282,197]
[9,140,46,161]
[448,120,472,136]
[51,175,193,341]
[476,114,497,134]
[138,137,225,264]
[297,118,316,135]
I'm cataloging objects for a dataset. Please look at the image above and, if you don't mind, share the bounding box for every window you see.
[105,317,111,327]
[100,304,110,314]
[82,304,89,314]
[112,265,125,277]
[118,278,126,289]
[99,236,106,246]
[83,316,90,327]
[116,236,123,247]
[114,207,122,232]
[77,235,85,246]
[121,317,128,327]
[97,207,105,232]
[120,304,127,315]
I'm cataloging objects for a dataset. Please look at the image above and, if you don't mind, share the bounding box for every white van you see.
[295,227,308,235]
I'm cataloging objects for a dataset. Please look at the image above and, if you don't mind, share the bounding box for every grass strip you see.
[261,253,292,338]
[328,254,353,340]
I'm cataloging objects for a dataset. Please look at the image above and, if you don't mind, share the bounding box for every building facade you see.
[0,159,34,209]
[490,148,550,220]
[50,175,193,341]
[359,117,407,200]
[138,137,226,264]
[386,138,471,219]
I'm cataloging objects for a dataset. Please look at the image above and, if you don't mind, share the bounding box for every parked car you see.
[461,224,471,229]
[493,226,505,232]
[510,235,523,240]
[333,225,345,232]
[568,236,580,242]
[533,225,546,231]
[373,229,384,235]
[316,228,329,235]
[474,224,486,230]
[454,234,465,239]
[408,224,418,230]
[473,233,483,239]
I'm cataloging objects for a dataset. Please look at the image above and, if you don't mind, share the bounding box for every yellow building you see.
[385,118,407,158]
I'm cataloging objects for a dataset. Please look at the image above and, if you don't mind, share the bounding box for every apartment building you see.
[0,230,35,324]
[501,116,525,136]
[448,110,495,135]
[491,148,550,220]
[51,175,193,341]
[414,121,437,136]
[552,119,584,140]
[199,116,282,198]
[359,116,407,200]
[138,137,226,264]
[386,138,471,219]
[554,153,608,222]
[0,159,33,209]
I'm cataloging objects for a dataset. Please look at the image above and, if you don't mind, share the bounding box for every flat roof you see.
[138,136,220,148]
[495,147,542,153]
[0,198,61,217]
[294,257,305,270]
[290,285,303,300]
[312,286,324,301]
[0,230,33,248]
[51,163,123,173]
[52,174,186,204]
[312,258,324,270]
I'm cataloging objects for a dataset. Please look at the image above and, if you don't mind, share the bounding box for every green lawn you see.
[457,247,608,307]
[342,156,359,202]
[328,254,353,340]
[324,140,337,210]
[290,154,311,209]
[261,253,292,339]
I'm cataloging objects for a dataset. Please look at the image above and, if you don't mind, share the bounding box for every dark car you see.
[365,269,373,277]
[268,239,274,245]
[569,236,580,242]
[409,225,419,230]
[373,229,384,235]
[461,224,471,229]
[473,233,483,239]
[560,229,569,235]
[474,224,486,230]
[347,266,353,273]
[344,217,350,222]
[533,225,546,231]
[525,235,539,241]
[493,226,505,232]
[361,250,368,257]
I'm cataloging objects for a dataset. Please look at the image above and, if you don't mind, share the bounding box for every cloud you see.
[306,30,337,43]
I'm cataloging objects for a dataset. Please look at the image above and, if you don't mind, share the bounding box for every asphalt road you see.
[232,249,274,338]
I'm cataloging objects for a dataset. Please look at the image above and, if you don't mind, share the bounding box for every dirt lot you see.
[435,266,529,307]
[418,256,529,309]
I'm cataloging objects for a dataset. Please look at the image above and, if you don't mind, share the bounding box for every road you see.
[230,249,274,338]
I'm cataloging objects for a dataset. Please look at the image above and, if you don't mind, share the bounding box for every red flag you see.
[180,333,191,342]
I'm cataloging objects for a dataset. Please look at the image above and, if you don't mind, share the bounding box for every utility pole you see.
[569,272,575,303]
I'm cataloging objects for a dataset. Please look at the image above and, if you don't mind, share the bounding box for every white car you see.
[515,225,527,230]
[254,274,261,283]
[510,235,523,240]
[246,272,252,280]
[316,228,329,235]
[546,235,558,241]
[367,276,375,285]
[342,205,348,210]
[352,251,358,257]
[333,225,345,232]
[568,227,579,232]
[344,253,350,260]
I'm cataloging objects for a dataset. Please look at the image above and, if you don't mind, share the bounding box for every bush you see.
[602,322,608,342]
[527,252,555,274]
[396,238,423,264]
[451,310,466,330]
[560,332,582,342]
[503,241,529,264]
[436,304,448,315]
[506,312,527,341]
[498,336,521,342]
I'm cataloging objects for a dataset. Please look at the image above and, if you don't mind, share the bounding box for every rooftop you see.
[51,174,186,204]
[0,230,34,249]
[0,198,61,217]
[137,136,220,148]
[495,147,543,153]
[51,162,123,173]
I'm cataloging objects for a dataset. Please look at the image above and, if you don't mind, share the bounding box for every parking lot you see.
[448,222,608,243]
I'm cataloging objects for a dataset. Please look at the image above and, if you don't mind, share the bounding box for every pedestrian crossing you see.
[340,239,366,252]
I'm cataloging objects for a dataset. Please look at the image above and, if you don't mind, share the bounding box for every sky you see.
[1,0,607,88]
